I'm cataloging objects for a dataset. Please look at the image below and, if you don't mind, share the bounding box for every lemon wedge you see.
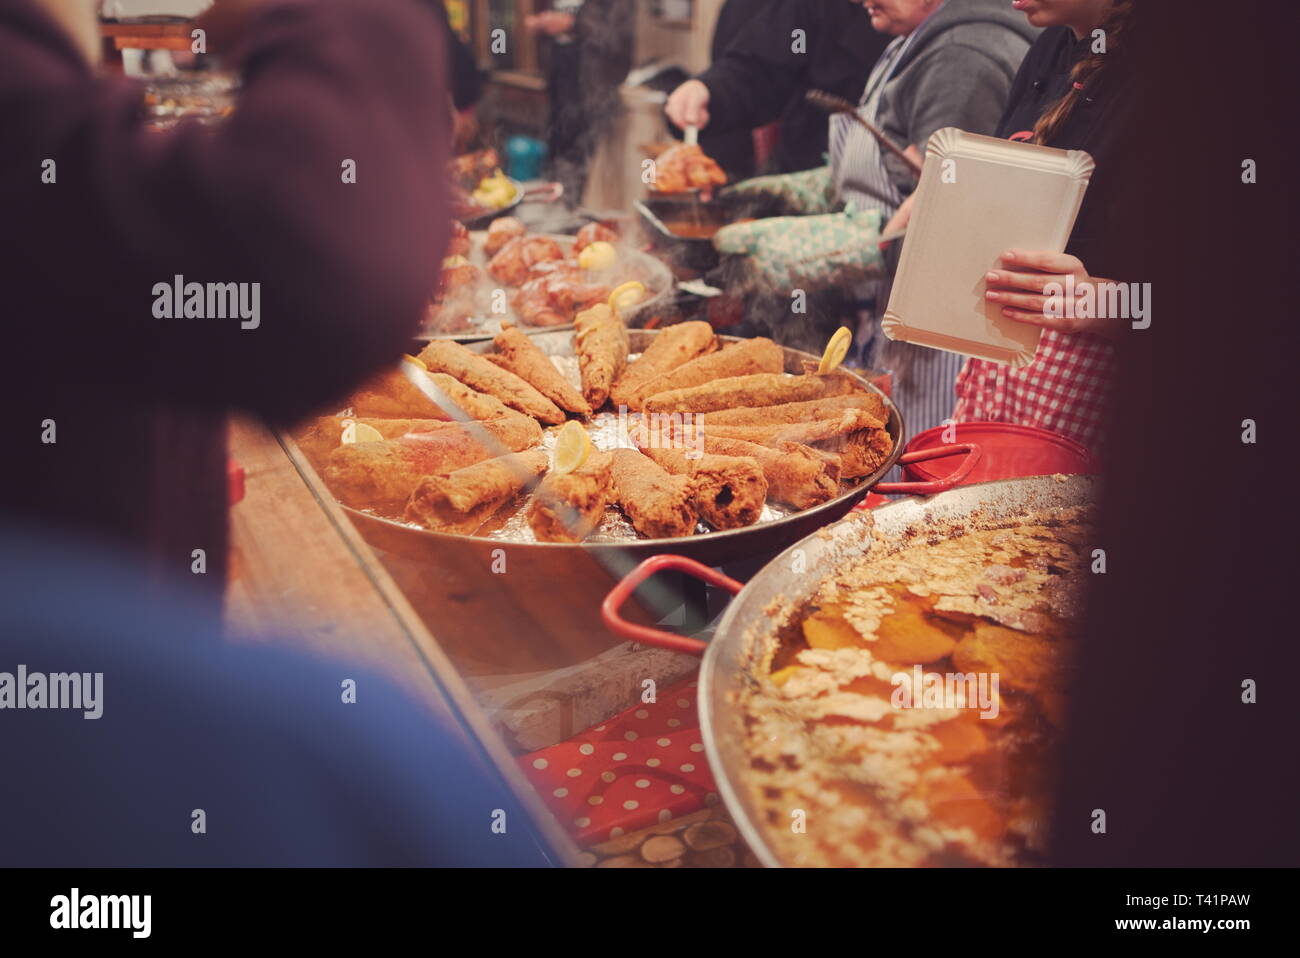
[608,280,646,316]
[551,420,592,476]
[341,420,384,445]
[578,241,618,271]
[818,326,853,374]
[402,354,428,370]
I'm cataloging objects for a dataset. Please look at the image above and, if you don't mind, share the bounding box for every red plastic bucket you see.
[903,422,1096,484]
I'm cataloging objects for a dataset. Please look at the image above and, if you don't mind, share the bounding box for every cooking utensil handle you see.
[522,182,564,203]
[870,442,982,496]
[601,554,744,656]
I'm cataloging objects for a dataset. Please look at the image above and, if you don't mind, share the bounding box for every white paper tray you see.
[881,128,1094,367]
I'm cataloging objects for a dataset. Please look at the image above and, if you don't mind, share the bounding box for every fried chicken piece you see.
[704,392,888,427]
[694,409,892,479]
[609,320,715,410]
[608,449,698,538]
[491,323,592,416]
[628,337,782,408]
[487,234,564,286]
[573,304,628,409]
[406,449,549,534]
[653,144,727,194]
[527,451,614,542]
[484,215,527,255]
[322,416,542,513]
[416,339,565,424]
[643,370,860,415]
[511,261,610,327]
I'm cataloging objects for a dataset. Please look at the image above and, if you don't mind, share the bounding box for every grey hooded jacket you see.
[844,0,1039,201]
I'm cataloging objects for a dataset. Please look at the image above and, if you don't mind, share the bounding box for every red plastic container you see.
[903,422,1095,484]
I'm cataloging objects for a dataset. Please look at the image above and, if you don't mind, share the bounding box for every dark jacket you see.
[996,25,1135,279]
[698,0,768,181]
[693,0,891,172]
[865,0,1038,200]
[0,0,450,602]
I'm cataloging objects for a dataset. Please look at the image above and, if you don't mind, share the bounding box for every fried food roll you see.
[629,337,783,408]
[417,339,565,424]
[608,448,698,539]
[491,323,592,417]
[695,410,893,479]
[609,320,716,409]
[527,451,614,542]
[685,434,840,510]
[405,450,549,535]
[704,391,889,427]
[322,416,541,512]
[349,363,513,421]
[633,439,767,530]
[642,370,860,416]
[573,304,628,410]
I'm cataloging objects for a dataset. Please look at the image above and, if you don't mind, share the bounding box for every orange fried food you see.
[802,608,867,650]
[573,304,629,409]
[633,443,766,530]
[608,448,698,538]
[405,449,548,534]
[629,338,783,408]
[527,451,614,542]
[609,320,716,409]
[511,261,610,327]
[643,370,859,416]
[487,234,564,286]
[417,339,566,424]
[484,215,527,255]
[653,144,727,193]
[698,409,892,479]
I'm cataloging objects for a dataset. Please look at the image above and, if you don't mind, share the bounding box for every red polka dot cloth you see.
[517,678,720,846]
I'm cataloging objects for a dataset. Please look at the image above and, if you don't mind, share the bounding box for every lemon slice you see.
[578,241,618,271]
[551,420,592,476]
[402,354,428,370]
[341,420,384,445]
[818,326,853,374]
[442,254,470,269]
[608,280,646,315]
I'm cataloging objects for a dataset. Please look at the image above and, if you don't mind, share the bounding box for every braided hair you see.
[1033,0,1133,145]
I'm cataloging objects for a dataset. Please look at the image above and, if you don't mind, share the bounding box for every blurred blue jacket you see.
[0,525,553,867]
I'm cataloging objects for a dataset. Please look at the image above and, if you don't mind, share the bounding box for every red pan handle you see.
[601,554,744,656]
[869,442,982,496]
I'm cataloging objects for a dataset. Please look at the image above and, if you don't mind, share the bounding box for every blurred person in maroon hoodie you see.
[0,0,450,614]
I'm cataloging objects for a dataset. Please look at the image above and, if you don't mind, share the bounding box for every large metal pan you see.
[345,329,977,570]
[315,330,975,672]
[602,473,1098,864]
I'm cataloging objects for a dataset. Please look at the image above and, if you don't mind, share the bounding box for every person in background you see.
[527,0,634,202]
[666,0,890,176]
[1,0,452,616]
[947,0,1134,449]
[703,0,1035,449]
[689,0,773,183]
[429,0,484,152]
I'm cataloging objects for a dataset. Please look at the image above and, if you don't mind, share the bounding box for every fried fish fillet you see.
[688,435,840,510]
[609,320,715,409]
[417,339,565,424]
[405,450,550,535]
[527,451,614,542]
[349,365,513,421]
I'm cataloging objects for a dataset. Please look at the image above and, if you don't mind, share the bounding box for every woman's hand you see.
[666,79,712,130]
[984,250,1124,338]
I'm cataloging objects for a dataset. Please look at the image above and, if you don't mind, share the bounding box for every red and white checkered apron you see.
[952,329,1116,449]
